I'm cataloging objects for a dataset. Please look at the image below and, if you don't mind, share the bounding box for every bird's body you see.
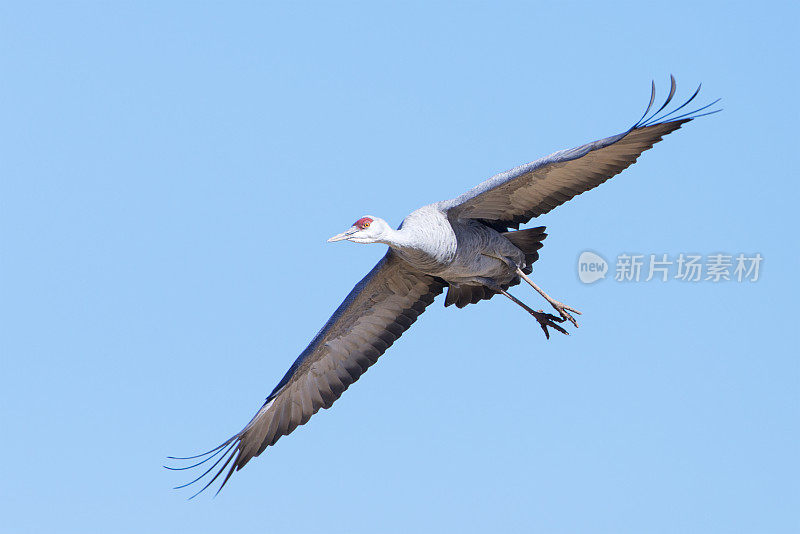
[169,77,719,496]
[389,203,524,286]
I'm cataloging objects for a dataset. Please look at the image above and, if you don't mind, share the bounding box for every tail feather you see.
[503,226,547,273]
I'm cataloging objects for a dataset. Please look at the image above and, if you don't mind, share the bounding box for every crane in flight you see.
[168,77,718,496]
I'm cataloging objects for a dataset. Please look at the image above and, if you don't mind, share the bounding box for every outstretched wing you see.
[441,77,719,230]
[168,251,444,496]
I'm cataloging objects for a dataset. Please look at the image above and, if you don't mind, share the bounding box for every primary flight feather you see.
[168,77,719,496]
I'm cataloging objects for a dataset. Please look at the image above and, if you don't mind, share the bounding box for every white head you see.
[327,216,392,244]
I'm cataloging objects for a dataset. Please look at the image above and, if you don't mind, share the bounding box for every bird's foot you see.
[493,284,573,339]
[529,309,569,340]
[548,300,582,328]
[514,268,582,328]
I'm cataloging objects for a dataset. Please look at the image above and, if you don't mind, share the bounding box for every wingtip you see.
[636,78,720,127]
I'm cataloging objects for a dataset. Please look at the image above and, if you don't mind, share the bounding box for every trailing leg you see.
[497,288,568,339]
[478,277,568,339]
[515,268,581,328]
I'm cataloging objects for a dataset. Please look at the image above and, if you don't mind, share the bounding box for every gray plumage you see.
[168,76,719,496]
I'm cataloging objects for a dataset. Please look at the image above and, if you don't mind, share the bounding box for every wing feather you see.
[171,251,444,495]
[441,80,718,230]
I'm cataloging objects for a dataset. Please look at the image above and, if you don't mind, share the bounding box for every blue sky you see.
[1,2,797,532]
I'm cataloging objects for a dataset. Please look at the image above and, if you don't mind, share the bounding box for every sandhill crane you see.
[168,77,718,496]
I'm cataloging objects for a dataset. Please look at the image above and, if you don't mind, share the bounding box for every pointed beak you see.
[327,226,358,243]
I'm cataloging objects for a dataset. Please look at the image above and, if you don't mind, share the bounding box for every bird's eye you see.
[354,216,373,229]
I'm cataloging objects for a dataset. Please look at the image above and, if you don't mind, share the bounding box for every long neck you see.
[378,219,456,271]
[378,226,412,250]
